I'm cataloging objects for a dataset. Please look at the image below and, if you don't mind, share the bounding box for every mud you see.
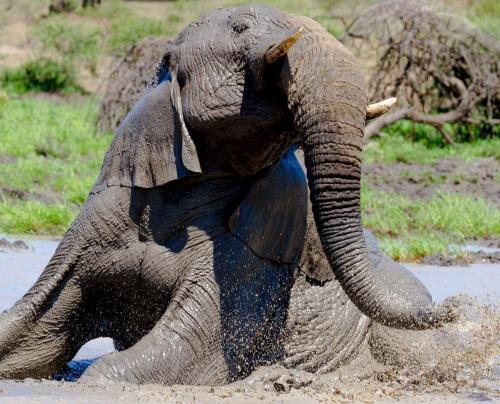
[423,251,500,266]
[0,296,498,403]
[237,294,500,401]
[363,157,500,207]
[0,237,499,402]
[0,238,28,250]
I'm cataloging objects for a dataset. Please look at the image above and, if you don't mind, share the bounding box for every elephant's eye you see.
[232,21,249,34]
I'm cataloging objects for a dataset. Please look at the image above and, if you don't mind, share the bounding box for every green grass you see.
[470,0,500,38]
[32,15,101,74]
[0,95,498,259]
[361,188,500,261]
[0,97,112,235]
[0,200,74,235]
[363,132,500,164]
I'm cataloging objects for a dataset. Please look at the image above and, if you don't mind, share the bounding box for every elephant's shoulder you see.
[229,148,307,265]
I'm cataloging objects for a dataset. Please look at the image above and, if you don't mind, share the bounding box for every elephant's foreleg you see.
[80,266,228,385]
[0,261,86,379]
[0,243,148,379]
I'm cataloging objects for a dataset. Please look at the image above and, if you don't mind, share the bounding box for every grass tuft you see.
[361,187,500,261]
[363,133,500,164]
[0,200,73,236]
[0,98,112,235]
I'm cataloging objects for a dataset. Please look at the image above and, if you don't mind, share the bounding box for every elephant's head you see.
[99,4,452,329]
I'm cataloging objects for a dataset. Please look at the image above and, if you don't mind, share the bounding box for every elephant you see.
[0,4,454,385]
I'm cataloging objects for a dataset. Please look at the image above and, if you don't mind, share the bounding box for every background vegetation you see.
[0,0,498,262]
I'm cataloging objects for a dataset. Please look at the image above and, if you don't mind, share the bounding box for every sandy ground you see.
[0,236,499,403]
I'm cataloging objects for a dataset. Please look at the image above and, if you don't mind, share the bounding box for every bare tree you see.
[341,0,500,142]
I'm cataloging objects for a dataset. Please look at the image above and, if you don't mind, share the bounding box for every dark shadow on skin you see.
[141,148,303,381]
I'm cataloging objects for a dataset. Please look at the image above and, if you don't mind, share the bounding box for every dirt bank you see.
[423,251,500,266]
[363,157,500,206]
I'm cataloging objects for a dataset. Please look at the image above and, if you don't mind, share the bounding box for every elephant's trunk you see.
[280,18,450,329]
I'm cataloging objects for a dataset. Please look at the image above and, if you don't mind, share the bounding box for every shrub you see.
[49,0,78,14]
[33,16,101,74]
[23,59,76,92]
[345,0,500,143]
[1,58,80,93]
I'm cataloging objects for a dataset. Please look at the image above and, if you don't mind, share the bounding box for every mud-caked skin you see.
[0,4,454,385]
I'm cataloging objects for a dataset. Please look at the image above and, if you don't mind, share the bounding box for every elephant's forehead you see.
[175,4,281,44]
[176,8,231,43]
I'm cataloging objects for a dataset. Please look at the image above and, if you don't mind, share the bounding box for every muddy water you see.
[405,263,499,304]
[0,236,498,403]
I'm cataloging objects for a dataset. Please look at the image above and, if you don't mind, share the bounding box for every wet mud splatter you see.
[232,295,499,402]
[0,287,498,402]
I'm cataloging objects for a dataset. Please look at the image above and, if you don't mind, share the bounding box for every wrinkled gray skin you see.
[0,4,453,385]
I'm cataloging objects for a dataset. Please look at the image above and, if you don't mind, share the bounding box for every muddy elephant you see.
[0,4,453,385]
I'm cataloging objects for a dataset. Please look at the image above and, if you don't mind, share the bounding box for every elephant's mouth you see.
[182,79,296,176]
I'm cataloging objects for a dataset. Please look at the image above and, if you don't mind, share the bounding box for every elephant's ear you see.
[92,55,201,192]
[229,148,307,264]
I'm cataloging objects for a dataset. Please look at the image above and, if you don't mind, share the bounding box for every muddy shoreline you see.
[0,237,499,403]
[0,377,497,403]
[422,250,500,266]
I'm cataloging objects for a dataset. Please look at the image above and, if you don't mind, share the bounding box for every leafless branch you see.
[364,107,413,140]
[343,0,500,142]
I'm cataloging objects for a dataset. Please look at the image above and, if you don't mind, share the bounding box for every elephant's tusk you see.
[266,27,304,64]
[366,97,397,120]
